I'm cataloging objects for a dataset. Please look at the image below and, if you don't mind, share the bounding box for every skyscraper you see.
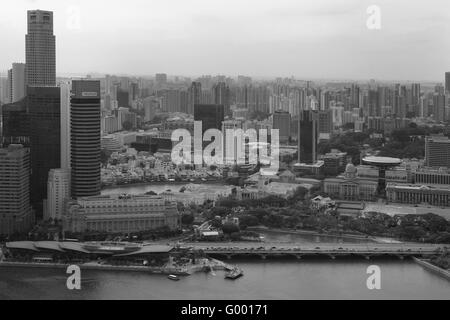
[70,80,101,198]
[445,72,450,94]
[27,86,61,217]
[272,110,291,143]
[298,110,319,164]
[7,63,26,103]
[45,168,70,221]
[213,82,230,114]
[26,10,56,87]
[60,81,71,170]
[0,144,33,236]
[188,82,202,115]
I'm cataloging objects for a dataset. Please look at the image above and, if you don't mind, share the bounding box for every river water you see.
[0,259,449,300]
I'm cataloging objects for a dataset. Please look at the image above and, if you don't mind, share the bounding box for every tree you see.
[239,215,259,227]
[122,120,133,131]
[100,149,112,165]
[181,214,194,225]
[222,222,240,235]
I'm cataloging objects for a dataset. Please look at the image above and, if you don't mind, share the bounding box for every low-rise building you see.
[63,194,180,234]
[324,164,378,201]
[386,183,450,207]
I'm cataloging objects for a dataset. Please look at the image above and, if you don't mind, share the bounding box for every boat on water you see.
[168,274,180,281]
[225,267,243,280]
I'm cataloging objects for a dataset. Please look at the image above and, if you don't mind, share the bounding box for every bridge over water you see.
[183,242,447,260]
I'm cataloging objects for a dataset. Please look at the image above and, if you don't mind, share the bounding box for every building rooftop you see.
[362,156,402,166]
[386,183,450,191]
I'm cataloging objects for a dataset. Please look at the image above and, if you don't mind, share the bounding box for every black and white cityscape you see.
[0,0,449,302]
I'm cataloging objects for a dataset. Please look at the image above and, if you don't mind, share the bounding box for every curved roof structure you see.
[59,242,91,254]
[6,241,39,251]
[34,241,65,252]
[362,156,402,166]
[3,241,174,256]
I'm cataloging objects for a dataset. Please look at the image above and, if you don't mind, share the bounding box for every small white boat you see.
[168,274,180,281]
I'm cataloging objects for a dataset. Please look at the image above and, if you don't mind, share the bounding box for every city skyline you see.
[0,0,449,82]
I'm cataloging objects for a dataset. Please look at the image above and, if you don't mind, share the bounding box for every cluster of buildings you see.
[101,149,222,187]
[320,135,450,208]
[1,9,450,238]
[0,10,180,237]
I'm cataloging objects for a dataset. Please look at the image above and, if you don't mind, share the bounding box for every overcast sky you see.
[1,0,449,81]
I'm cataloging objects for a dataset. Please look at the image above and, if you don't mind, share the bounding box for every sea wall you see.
[413,257,450,281]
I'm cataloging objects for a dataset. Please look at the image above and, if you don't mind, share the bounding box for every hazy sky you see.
[1,0,449,81]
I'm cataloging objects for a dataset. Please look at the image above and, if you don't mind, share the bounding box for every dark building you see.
[1,98,30,147]
[117,89,129,108]
[445,72,450,94]
[194,104,225,134]
[272,110,291,143]
[27,86,61,217]
[298,110,319,164]
[70,80,101,199]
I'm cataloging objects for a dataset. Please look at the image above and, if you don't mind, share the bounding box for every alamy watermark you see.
[171,121,280,175]
[366,265,381,290]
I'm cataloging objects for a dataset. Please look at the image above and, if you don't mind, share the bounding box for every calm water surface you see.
[1,260,449,300]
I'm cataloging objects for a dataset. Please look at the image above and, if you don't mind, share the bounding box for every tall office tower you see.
[272,110,291,143]
[446,72,450,94]
[28,86,61,218]
[0,144,33,236]
[60,81,71,170]
[298,110,319,164]
[425,135,450,168]
[194,104,225,134]
[45,168,70,221]
[26,10,56,87]
[188,82,202,114]
[7,63,26,103]
[70,80,101,199]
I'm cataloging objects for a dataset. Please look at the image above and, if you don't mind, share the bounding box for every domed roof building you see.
[324,162,378,201]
